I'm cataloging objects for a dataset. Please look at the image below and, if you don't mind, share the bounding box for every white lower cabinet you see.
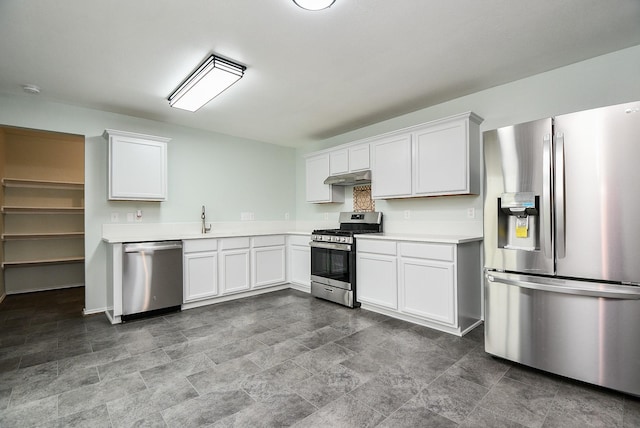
[356,239,398,310]
[356,237,481,336]
[399,257,455,325]
[219,238,251,295]
[357,253,398,309]
[288,235,310,288]
[252,235,286,289]
[183,239,218,303]
[184,252,219,302]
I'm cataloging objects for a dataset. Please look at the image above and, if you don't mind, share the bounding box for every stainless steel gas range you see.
[310,212,382,308]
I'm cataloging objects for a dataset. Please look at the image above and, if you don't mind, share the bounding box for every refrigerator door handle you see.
[555,132,566,259]
[542,134,553,258]
[486,273,640,300]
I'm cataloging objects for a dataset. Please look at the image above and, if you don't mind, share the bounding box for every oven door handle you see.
[309,241,352,251]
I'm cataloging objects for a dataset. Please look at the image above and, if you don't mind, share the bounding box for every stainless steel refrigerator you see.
[483,101,640,396]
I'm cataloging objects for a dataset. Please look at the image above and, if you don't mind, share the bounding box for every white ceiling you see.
[1,1,640,147]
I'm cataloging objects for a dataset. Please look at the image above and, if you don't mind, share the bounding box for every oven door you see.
[310,241,354,290]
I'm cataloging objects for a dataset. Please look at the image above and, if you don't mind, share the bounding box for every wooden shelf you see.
[2,178,84,190]
[1,206,84,214]
[2,232,84,240]
[2,256,85,269]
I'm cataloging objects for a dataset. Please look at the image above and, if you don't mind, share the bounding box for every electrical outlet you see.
[467,208,475,219]
[249,212,255,221]
[404,210,411,220]
[284,212,290,220]
[126,212,134,222]
[110,212,119,223]
[324,213,329,221]
[135,209,143,222]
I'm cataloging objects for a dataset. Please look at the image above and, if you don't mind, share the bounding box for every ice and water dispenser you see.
[497,192,540,251]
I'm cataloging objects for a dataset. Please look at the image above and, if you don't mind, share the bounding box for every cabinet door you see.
[184,251,218,302]
[305,154,344,203]
[252,246,286,289]
[413,120,469,195]
[399,257,456,325]
[356,253,397,309]
[220,250,251,294]
[107,131,169,201]
[371,134,412,199]
[289,245,310,287]
[329,149,349,175]
[349,144,370,172]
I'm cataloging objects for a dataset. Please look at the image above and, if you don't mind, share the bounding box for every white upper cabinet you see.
[329,149,349,175]
[104,129,169,201]
[348,144,370,172]
[371,134,413,199]
[305,153,344,203]
[371,112,482,200]
[413,114,481,196]
[329,144,370,176]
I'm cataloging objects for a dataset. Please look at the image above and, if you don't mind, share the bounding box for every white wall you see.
[0,97,296,312]
[295,44,640,235]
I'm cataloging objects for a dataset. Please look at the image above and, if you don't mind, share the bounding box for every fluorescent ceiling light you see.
[168,55,246,112]
[293,0,336,11]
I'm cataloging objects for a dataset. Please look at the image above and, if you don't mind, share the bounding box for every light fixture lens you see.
[169,55,245,112]
[22,84,41,95]
[293,0,335,11]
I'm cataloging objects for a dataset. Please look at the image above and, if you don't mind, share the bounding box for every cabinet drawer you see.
[400,242,454,262]
[220,237,250,250]
[288,235,310,247]
[252,235,285,248]
[183,239,217,253]
[357,239,396,256]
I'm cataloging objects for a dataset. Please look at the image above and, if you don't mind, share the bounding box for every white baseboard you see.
[6,283,84,295]
[83,306,107,316]
[288,283,310,293]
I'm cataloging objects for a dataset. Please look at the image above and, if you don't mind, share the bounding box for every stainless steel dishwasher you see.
[122,241,183,320]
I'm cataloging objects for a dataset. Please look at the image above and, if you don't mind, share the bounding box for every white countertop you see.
[102,222,482,245]
[102,222,311,244]
[355,232,483,244]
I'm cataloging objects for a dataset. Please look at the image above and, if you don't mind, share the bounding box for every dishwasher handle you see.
[123,241,183,253]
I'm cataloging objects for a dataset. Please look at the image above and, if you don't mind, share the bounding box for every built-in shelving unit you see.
[0,126,85,294]
[1,178,85,269]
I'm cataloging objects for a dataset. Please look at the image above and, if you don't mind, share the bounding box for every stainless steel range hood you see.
[323,170,371,186]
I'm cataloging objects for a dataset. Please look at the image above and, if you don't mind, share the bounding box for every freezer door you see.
[555,101,640,283]
[485,271,640,396]
[483,118,554,274]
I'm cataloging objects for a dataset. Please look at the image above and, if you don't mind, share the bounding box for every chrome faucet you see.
[201,205,212,234]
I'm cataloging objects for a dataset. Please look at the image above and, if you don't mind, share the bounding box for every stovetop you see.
[311,211,383,244]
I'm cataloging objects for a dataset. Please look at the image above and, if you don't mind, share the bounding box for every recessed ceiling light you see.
[22,84,41,95]
[293,0,336,11]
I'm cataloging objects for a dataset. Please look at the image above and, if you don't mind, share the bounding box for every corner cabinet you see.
[103,129,169,201]
[305,153,344,203]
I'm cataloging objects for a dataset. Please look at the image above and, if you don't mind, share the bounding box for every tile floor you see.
[1,286,639,427]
